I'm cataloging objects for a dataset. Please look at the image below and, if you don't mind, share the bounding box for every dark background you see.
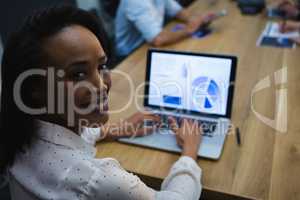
[0,0,76,44]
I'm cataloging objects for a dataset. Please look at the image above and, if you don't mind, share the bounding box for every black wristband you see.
[297,12,300,20]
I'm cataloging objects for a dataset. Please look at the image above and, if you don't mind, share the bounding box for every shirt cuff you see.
[81,127,102,146]
[161,156,202,198]
[143,27,162,42]
[167,3,183,18]
[174,156,202,176]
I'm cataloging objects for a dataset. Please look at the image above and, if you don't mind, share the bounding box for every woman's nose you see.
[102,70,111,92]
[91,71,109,92]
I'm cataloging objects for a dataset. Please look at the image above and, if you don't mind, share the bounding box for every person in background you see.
[115,0,217,56]
[0,6,203,200]
[279,20,300,44]
[272,0,300,20]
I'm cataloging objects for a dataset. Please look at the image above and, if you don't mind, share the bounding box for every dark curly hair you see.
[0,5,110,173]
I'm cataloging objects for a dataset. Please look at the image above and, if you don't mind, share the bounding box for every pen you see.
[282,16,287,33]
[235,127,241,146]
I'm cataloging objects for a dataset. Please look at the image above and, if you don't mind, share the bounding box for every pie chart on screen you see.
[191,76,221,112]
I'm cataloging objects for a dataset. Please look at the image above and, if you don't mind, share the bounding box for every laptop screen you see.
[144,50,237,118]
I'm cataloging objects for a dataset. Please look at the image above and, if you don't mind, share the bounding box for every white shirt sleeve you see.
[80,128,202,199]
[9,121,202,200]
[81,127,102,145]
[124,0,163,42]
[165,0,183,18]
[157,156,202,200]
[70,156,202,200]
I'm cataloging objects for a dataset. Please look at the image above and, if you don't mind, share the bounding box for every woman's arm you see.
[81,112,161,144]
[75,156,201,200]
[100,112,161,140]
[81,117,202,200]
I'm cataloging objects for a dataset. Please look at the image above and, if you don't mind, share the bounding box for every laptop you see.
[119,49,237,159]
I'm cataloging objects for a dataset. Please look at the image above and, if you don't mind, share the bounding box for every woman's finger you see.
[168,117,178,132]
[134,125,158,137]
[144,114,161,122]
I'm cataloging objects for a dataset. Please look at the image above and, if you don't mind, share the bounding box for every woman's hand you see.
[169,117,202,160]
[101,112,161,140]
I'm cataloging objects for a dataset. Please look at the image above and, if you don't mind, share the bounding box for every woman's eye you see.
[73,72,87,80]
[98,64,107,73]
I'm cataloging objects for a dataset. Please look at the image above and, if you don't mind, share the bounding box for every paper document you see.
[266,22,300,38]
[257,22,299,48]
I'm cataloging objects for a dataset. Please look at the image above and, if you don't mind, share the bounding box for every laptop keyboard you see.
[157,114,217,137]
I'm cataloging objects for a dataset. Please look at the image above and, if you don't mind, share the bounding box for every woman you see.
[0,6,202,200]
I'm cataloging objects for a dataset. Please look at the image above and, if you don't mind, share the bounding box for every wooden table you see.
[96,0,300,199]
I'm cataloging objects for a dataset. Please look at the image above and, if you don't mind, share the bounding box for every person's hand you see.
[101,112,161,140]
[185,12,217,34]
[169,117,202,160]
[279,21,300,32]
[202,12,219,24]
